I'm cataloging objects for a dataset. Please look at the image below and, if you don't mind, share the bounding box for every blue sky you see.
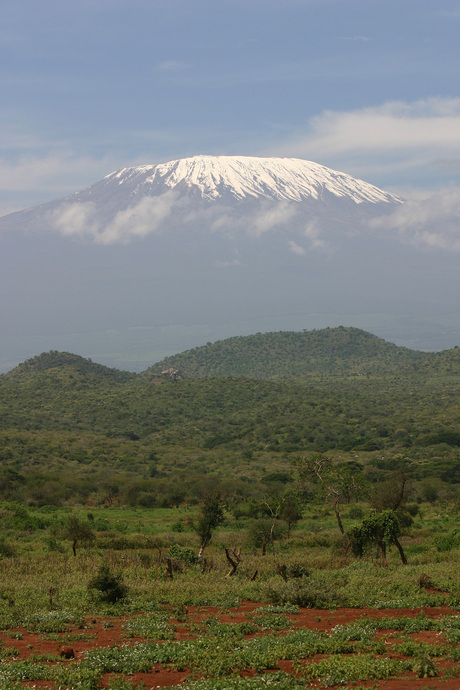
[2,0,460,217]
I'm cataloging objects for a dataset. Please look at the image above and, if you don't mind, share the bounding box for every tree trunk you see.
[198,540,207,559]
[333,500,345,534]
[165,558,174,580]
[224,548,239,577]
[393,537,408,565]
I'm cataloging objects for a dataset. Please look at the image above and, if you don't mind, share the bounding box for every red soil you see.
[2,602,459,689]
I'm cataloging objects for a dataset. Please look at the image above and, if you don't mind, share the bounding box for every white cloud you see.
[250,202,298,236]
[157,61,191,72]
[0,150,117,210]
[275,98,460,188]
[48,193,177,245]
[338,35,371,42]
[214,258,244,268]
[303,220,327,249]
[288,240,306,256]
[287,98,460,156]
[49,201,99,238]
[371,187,460,251]
[101,194,177,244]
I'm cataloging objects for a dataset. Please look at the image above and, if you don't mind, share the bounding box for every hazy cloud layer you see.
[0,149,117,216]
[371,187,460,250]
[250,203,298,237]
[46,184,460,254]
[285,98,460,156]
[49,193,177,244]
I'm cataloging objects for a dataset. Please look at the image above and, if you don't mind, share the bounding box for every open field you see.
[0,501,459,689]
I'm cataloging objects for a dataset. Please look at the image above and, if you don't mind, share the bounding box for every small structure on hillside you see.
[161,367,181,380]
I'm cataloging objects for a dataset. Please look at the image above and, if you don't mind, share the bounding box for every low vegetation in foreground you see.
[0,328,459,687]
[0,491,459,689]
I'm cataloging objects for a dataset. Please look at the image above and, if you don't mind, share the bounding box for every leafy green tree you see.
[280,492,303,538]
[295,453,364,535]
[194,492,225,558]
[247,517,284,555]
[348,509,407,564]
[371,466,412,512]
[64,515,94,556]
[371,467,414,528]
[87,565,128,603]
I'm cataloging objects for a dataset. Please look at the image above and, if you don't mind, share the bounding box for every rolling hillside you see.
[146,327,430,379]
[0,328,459,506]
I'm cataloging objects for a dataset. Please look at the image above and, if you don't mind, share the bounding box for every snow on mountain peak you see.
[107,155,402,205]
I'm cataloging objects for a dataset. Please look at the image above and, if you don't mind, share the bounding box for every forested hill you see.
[146,327,430,379]
[7,351,136,386]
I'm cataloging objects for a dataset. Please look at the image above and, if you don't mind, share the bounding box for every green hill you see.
[145,327,430,380]
[1,330,460,506]
[7,350,136,385]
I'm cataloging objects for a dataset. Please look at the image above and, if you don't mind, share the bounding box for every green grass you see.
[0,506,458,688]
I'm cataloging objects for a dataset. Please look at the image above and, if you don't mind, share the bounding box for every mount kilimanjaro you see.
[2,155,402,243]
[0,155,458,371]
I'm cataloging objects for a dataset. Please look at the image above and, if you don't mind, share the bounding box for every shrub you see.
[436,530,460,553]
[167,544,199,565]
[87,565,128,603]
[0,537,15,558]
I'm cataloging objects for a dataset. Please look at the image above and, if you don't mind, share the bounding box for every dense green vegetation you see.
[0,327,460,507]
[146,326,430,379]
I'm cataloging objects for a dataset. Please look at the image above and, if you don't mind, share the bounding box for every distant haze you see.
[1,155,459,373]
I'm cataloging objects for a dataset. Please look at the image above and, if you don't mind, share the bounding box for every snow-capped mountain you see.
[0,155,402,244]
[1,155,459,374]
[102,155,402,204]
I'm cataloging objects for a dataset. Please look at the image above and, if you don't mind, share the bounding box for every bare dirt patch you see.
[1,602,459,688]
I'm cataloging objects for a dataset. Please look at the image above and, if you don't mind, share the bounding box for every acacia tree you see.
[371,467,413,513]
[295,453,364,535]
[280,493,303,538]
[64,515,94,557]
[194,492,225,558]
[348,509,408,565]
[247,518,280,556]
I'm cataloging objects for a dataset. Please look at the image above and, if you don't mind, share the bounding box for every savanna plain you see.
[0,328,459,689]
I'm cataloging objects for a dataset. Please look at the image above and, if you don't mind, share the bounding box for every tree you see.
[348,509,407,565]
[64,515,94,556]
[247,518,283,556]
[280,492,303,538]
[370,467,414,528]
[371,467,412,513]
[87,565,128,603]
[295,453,364,535]
[194,492,225,558]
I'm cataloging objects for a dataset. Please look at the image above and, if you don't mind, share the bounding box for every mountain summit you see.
[102,155,402,205]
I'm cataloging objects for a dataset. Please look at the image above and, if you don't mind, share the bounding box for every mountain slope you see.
[146,327,430,379]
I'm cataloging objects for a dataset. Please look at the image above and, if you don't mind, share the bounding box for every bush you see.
[0,537,16,558]
[87,565,128,603]
[436,530,460,553]
[264,579,343,608]
[167,543,199,565]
